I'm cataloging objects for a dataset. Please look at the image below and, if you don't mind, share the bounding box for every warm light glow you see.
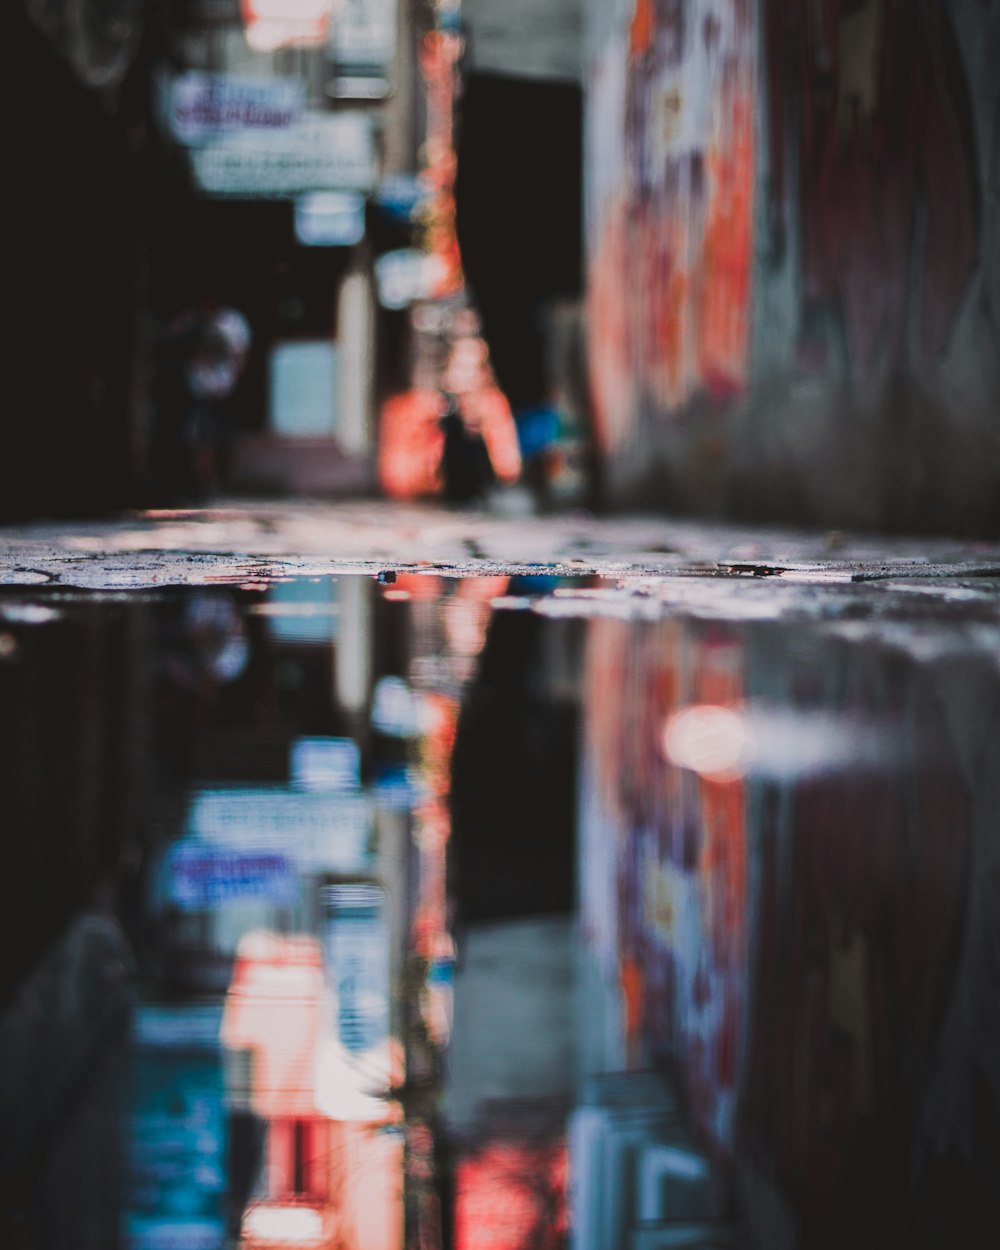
[661,704,747,780]
[242,1203,325,1245]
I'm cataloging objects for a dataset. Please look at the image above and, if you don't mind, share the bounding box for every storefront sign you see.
[186,786,372,871]
[328,0,397,98]
[295,191,367,246]
[322,883,389,1056]
[291,736,361,790]
[127,1007,227,1250]
[191,113,377,198]
[167,842,296,909]
[166,72,305,144]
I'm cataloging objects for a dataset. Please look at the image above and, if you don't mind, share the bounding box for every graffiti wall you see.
[585,0,1000,533]
[588,0,756,447]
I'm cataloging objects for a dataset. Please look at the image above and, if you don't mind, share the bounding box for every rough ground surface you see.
[1,499,999,583]
[3,500,1000,642]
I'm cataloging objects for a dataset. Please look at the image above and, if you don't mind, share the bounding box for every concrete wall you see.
[585,0,1000,534]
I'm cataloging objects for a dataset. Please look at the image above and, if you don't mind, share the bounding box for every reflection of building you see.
[126,577,411,1248]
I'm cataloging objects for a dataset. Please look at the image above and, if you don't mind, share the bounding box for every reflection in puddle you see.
[2,573,1000,1248]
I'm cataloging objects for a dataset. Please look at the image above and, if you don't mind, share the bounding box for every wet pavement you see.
[4,499,1000,586]
[2,502,1000,1250]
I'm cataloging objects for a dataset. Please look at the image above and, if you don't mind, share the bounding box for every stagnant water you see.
[2,569,1000,1250]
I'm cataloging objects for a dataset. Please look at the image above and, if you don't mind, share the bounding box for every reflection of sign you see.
[167,842,296,910]
[291,736,361,791]
[295,191,367,246]
[191,114,377,198]
[328,0,397,98]
[187,787,371,872]
[167,72,304,144]
[133,1004,224,1049]
[322,884,389,1055]
[127,1006,227,1250]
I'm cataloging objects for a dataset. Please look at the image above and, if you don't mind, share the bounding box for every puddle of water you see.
[1,571,999,1250]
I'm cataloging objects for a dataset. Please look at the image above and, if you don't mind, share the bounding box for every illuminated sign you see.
[191,114,377,198]
[295,191,367,246]
[127,1006,228,1250]
[167,842,296,909]
[328,0,397,99]
[321,883,389,1056]
[166,73,305,144]
[291,736,361,791]
[186,787,372,872]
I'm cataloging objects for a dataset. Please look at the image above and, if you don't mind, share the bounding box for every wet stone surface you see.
[1,505,1000,1250]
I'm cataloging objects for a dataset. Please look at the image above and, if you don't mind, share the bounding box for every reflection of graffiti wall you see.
[585,0,1000,533]
[580,616,749,1155]
[579,607,1000,1244]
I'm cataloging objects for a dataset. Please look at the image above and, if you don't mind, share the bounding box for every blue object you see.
[514,404,560,459]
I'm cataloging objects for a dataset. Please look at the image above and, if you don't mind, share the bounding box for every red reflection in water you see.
[223,932,403,1250]
[455,1140,567,1250]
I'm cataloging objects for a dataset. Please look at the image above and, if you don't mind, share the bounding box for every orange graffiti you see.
[630,0,656,57]
[698,92,754,398]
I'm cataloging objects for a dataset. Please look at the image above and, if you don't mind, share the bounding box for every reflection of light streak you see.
[662,704,896,780]
[661,705,746,781]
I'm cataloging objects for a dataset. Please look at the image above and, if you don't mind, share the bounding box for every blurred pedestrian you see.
[183,306,251,500]
[153,304,251,503]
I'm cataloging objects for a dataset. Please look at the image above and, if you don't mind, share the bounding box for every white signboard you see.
[167,842,297,910]
[321,883,389,1055]
[328,0,397,97]
[133,1004,225,1050]
[291,736,361,791]
[295,191,366,246]
[186,787,372,872]
[167,73,305,144]
[191,113,377,198]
